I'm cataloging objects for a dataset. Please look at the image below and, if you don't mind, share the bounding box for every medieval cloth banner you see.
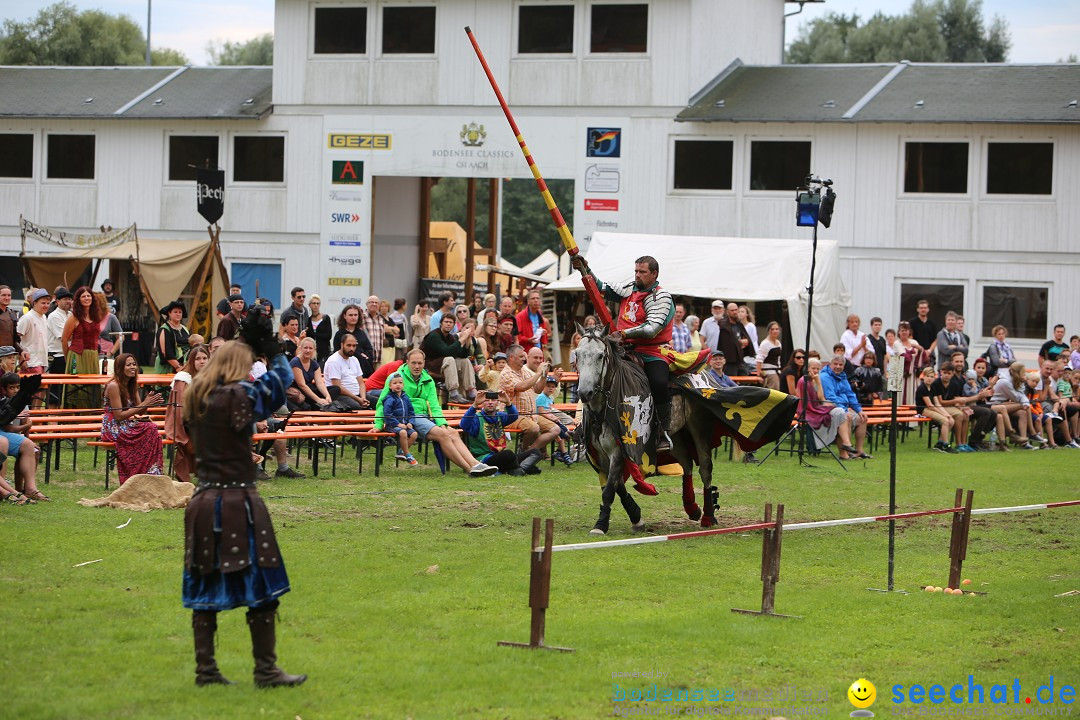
[587,354,797,488]
[188,262,215,340]
[196,169,225,224]
[20,216,135,251]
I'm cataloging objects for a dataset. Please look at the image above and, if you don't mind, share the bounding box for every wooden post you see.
[487,178,499,291]
[418,177,432,283]
[733,503,799,618]
[499,517,574,652]
[948,488,974,590]
[464,177,477,300]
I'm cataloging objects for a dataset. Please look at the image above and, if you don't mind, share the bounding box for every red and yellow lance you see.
[464,26,613,328]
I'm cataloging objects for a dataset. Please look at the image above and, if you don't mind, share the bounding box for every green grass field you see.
[2,436,1077,719]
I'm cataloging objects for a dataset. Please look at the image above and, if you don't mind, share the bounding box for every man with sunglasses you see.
[279,287,310,338]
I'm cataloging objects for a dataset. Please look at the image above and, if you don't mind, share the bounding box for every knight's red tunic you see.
[615,287,671,362]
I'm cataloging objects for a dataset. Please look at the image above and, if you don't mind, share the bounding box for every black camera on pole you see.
[795,176,837,229]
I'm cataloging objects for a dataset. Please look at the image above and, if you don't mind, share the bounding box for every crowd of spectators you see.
[685,293,1080,457]
[2,277,1078,498]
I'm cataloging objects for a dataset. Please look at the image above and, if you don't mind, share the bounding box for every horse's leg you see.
[592,468,621,535]
[688,408,717,527]
[615,483,646,532]
[591,428,623,536]
[667,430,700,521]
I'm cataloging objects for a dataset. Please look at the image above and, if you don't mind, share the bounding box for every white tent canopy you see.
[546,232,851,355]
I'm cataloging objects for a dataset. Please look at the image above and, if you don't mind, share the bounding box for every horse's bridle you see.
[583,334,616,412]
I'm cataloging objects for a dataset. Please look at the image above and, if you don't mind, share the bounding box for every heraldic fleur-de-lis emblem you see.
[460,123,487,147]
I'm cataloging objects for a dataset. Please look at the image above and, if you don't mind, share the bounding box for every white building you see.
[1,0,1076,359]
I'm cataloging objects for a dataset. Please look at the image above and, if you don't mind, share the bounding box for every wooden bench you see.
[86,438,176,489]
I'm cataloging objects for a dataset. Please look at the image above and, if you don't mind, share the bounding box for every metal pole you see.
[888,388,898,591]
[145,0,152,66]
[796,220,818,464]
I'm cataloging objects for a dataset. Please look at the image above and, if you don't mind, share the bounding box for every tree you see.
[0,2,188,66]
[429,177,575,267]
[786,0,1009,64]
[207,33,273,66]
[152,48,190,66]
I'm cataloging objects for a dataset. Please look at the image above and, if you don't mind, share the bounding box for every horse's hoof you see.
[589,527,607,536]
[700,515,717,528]
[685,504,702,521]
[631,521,647,533]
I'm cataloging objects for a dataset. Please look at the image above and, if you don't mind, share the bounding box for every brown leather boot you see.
[193,611,234,686]
[247,606,307,688]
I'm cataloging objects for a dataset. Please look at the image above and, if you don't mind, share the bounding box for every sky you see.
[1,0,1076,65]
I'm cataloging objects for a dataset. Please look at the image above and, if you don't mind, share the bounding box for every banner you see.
[20,216,135,250]
[196,169,225,224]
[419,278,488,300]
[188,262,215,340]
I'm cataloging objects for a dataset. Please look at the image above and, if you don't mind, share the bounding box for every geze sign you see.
[196,168,225,224]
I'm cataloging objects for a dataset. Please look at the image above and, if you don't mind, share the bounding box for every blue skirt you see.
[182,494,290,611]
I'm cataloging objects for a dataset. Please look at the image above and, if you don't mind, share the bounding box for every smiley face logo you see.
[848,678,877,709]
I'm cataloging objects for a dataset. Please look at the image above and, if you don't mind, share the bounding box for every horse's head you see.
[574,322,610,404]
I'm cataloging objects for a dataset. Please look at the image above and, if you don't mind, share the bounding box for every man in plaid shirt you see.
[670,303,691,353]
[362,295,388,359]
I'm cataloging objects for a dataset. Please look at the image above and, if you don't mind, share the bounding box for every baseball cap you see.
[965,369,977,380]
[545,375,558,383]
[711,349,725,358]
[711,300,724,308]
[228,293,245,303]
[54,287,73,300]
[30,288,51,303]
[0,346,16,358]
[493,352,507,360]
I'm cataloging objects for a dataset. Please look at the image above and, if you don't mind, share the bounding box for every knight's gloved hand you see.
[571,255,589,274]
[20,373,42,396]
[261,337,285,361]
[238,304,281,358]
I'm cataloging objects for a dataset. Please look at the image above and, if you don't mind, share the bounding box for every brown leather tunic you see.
[183,383,282,575]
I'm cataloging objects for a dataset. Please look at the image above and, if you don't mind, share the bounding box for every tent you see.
[546,232,851,355]
[22,237,229,341]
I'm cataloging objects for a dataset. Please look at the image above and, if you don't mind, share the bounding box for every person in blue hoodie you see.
[379,372,419,466]
[820,353,871,459]
[459,390,543,476]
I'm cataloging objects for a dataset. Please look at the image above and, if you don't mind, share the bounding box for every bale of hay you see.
[79,474,194,511]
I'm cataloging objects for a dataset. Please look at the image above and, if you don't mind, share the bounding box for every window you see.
[518,5,574,53]
[233,136,284,183]
[168,136,219,182]
[986,142,1053,195]
[590,3,647,53]
[749,140,810,191]
[673,140,733,190]
[981,285,1048,340]
[314,6,367,54]
[0,134,33,178]
[231,262,281,311]
[382,6,436,54]
[903,142,968,194]
[47,134,95,180]
[900,283,965,330]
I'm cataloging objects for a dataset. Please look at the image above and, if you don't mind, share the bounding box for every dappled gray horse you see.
[574,324,718,535]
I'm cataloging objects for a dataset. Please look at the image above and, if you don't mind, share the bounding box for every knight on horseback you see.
[571,254,675,452]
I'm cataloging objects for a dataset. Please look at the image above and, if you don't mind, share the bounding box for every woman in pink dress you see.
[102,353,164,484]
